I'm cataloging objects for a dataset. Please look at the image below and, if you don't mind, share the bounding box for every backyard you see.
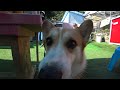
[0,41,120,79]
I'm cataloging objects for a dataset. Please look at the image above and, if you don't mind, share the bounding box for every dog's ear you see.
[42,19,54,35]
[78,19,93,44]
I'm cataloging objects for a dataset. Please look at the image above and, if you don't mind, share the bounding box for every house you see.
[84,11,103,32]
[100,17,111,30]
[85,11,120,31]
[61,11,85,27]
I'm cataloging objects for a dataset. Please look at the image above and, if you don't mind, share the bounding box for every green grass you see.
[85,41,118,59]
[84,41,120,79]
[30,45,45,61]
[0,46,13,60]
[0,41,45,73]
[0,41,118,61]
[0,42,45,61]
[0,41,120,79]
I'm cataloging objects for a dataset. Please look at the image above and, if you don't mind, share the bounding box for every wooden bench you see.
[0,12,42,79]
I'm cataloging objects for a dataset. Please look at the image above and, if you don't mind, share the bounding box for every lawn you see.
[0,41,45,73]
[0,41,120,79]
[85,41,118,59]
[84,42,120,79]
[0,42,45,61]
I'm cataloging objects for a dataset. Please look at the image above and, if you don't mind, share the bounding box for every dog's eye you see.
[46,37,53,46]
[66,39,77,49]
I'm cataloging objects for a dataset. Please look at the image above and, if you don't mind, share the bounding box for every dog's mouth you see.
[37,65,63,79]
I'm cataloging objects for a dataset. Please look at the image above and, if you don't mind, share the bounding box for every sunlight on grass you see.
[0,42,118,61]
[0,48,13,60]
[0,45,45,62]
[85,42,118,59]
[30,45,45,62]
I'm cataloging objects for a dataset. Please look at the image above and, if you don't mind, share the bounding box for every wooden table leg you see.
[35,32,39,63]
[11,36,34,79]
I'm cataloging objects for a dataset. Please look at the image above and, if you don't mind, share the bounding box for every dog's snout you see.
[38,65,62,79]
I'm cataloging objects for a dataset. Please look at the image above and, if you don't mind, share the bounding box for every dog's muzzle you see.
[37,64,62,79]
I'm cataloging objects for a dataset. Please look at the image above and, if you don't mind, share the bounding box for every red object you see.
[0,12,43,78]
[110,16,120,45]
[0,12,42,25]
[0,12,42,36]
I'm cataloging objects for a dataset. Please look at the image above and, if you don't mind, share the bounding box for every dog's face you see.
[37,20,93,79]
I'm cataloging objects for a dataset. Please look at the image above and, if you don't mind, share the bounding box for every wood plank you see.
[35,32,39,63]
[11,36,35,79]
[0,25,35,36]
[0,36,17,46]
[0,36,35,79]
[0,12,42,25]
[0,72,16,79]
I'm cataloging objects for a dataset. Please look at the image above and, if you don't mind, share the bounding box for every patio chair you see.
[108,46,120,72]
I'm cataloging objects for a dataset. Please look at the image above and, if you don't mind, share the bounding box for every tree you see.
[44,11,56,20]
[53,11,65,21]
[79,11,85,14]
[45,11,65,21]
[45,11,84,21]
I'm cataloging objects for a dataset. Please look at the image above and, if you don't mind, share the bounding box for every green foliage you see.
[45,11,85,21]
[85,41,117,59]
[45,11,65,21]
[44,11,56,19]
[79,11,85,14]
[53,11,65,21]
[96,29,110,33]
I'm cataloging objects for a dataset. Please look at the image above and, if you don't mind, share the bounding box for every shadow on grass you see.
[30,40,43,48]
[0,44,34,49]
[0,58,120,79]
[0,59,38,72]
[85,58,120,79]
[0,59,38,79]
[0,41,43,49]
[0,46,11,49]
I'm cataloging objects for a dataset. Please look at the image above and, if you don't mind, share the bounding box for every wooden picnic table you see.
[0,12,42,79]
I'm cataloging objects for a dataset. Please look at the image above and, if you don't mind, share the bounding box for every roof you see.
[100,17,111,28]
[61,11,85,25]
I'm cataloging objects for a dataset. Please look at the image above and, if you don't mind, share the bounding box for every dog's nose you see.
[37,65,62,79]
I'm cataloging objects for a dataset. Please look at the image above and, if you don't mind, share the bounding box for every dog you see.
[36,19,93,79]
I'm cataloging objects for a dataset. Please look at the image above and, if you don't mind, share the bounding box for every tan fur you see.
[38,19,93,79]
